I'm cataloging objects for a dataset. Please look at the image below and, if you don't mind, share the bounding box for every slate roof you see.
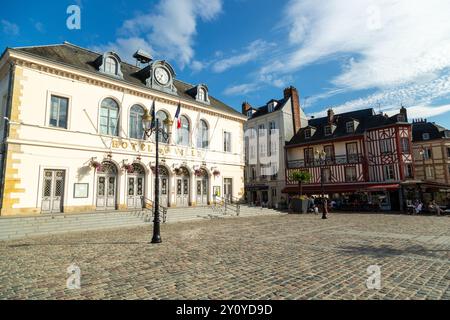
[248,98,289,119]
[9,42,243,118]
[412,121,449,142]
[287,108,409,146]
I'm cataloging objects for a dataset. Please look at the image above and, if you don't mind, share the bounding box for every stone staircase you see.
[0,205,286,241]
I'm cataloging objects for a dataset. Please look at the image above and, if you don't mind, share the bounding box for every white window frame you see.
[346,121,355,133]
[305,129,311,139]
[422,133,430,140]
[383,164,395,181]
[45,91,72,131]
[224,131,232,153]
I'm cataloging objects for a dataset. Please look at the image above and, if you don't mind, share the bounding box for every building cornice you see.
[6,49,247,124]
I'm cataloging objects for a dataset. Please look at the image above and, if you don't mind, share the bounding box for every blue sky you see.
[1,0,450,128]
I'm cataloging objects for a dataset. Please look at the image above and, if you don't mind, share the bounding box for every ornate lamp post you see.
[315,150,328,219]
[142,108,170,244]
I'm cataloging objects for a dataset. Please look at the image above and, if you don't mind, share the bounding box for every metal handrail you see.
[213,195,241,216]
[141,196,168,223]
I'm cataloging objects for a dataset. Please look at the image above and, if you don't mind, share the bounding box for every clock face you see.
[154,67,170,86]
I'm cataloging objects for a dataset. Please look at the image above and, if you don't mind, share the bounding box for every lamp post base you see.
[151,236,162,244]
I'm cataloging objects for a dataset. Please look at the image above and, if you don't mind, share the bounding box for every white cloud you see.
[212,40,275,73]
[1,20,19,36]
[266,0,450,91]
[117,0,222,69]
[224,83,260,96]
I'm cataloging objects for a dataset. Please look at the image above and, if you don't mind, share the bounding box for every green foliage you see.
[290,171,311,183]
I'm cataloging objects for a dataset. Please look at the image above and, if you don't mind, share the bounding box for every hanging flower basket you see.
[213,169,221,177]
[174,168,182,176]
[90,160,103,172]
[195,169,203,177]
[122,163,134,174]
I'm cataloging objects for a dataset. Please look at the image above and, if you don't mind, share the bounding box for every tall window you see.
[100,98,119,136]
[346,142,358,163]
[425,166,434,179]
[156,111,169,143]
[50,95,68,129]
[423,147,432,160]
[105,57,118,75]
[177,115,190,146]
[305,129,311,139]
[400,137,410,153]
[379,139,392,154]
[129,105,144,139]
[304,148,314,165]
[447,147,450,158]
[384,165,395,180]
[224,131,232,152]
[405,164,414,179]
[258,124,265,137]
[324,126,332,136]
[197,120,209,149]
[345,167,357,182]
[324,145,335,163]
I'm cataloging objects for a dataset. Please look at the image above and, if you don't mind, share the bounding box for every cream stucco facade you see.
[0,45,246,216]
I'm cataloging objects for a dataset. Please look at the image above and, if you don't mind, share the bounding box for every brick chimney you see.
[400,106,408,122]
[242,102,252,115]
[284,86,302,133]
[327,108,335,124]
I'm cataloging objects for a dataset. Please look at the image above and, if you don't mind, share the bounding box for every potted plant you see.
[122,163,134,174]
[195,169,203,177]
[90,160,103,172]
[290,171,311,214]
[213,169,220,177]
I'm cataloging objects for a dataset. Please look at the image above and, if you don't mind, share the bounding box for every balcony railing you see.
[288,154,364,168]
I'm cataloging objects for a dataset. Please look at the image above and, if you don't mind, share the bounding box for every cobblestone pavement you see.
[0,213,449,300]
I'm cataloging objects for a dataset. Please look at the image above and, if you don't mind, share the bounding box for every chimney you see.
[400,106,408,122]
[327,108,335,124]
[284,86,302,133]
[242,102,252,115]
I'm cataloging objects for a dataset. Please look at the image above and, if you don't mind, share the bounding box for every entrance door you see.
[96,162,118,210]
[224,178,233,202]
[127,164,146,209]
[41,170,65,213]
[157,166,170,207]
[196,169,209,205]
[175,167,190,207]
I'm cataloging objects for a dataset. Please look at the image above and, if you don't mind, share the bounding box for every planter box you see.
[291,199,309,214]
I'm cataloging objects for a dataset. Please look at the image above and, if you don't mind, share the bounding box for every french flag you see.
[175,102,181,129]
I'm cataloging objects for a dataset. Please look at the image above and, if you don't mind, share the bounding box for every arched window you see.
[100,98,119,136]
[177,115,190,146]
[105,57,118,75]
[197,120,209,149]
[129,105,145,139]
[155,110,169,143]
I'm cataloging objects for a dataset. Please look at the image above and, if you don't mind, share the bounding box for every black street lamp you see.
[143,109,170,244]
[315,150,328,219]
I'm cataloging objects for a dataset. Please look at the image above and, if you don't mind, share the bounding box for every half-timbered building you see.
[283,107,414,211]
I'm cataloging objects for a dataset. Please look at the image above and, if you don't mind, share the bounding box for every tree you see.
[290,171,311,198]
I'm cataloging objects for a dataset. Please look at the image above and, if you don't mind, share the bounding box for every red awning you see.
[282,183,400,194]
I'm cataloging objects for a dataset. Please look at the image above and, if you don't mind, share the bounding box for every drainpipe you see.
[0,60,16,210]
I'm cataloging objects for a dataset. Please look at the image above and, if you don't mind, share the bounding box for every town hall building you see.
[0,42,246,216]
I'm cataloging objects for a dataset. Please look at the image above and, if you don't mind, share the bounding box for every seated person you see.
[414,202,423,214]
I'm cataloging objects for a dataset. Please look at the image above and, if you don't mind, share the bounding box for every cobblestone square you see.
[0,213,449,300]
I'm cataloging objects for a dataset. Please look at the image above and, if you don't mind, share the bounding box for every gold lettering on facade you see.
[121,142,128,149]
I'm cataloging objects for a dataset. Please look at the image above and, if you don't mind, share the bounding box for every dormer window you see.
[194,85,210,104]
[324,126,332,136]
[105,57,118,75]
[346,121,355,133]
[247,110,253,118]
[445,131,450,138]
[97,52,123,79]
[268,101,277,113]
[397,114,406,122]
[305,129,311,139]
[423,133,430,140]
[198,88,206,101]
